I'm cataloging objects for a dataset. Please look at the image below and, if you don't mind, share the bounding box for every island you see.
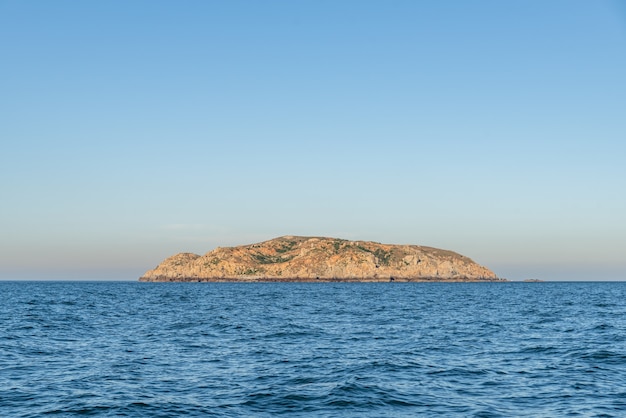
[139,236,504,282]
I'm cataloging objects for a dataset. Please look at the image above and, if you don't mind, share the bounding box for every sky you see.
[1,0,625,281]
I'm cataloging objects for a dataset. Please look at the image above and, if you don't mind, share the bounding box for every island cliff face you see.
[139,236,501,282]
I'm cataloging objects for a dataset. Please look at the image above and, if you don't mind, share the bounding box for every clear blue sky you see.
[1,1,625,280]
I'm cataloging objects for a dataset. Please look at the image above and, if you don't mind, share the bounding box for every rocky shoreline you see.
[141,276,505,283]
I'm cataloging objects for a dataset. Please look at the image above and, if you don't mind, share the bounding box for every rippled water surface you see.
[1,281,626,417]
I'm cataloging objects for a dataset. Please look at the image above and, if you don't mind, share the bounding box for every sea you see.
[1,281,625,417]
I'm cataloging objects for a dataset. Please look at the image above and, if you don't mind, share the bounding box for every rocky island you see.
[139,236,502,282]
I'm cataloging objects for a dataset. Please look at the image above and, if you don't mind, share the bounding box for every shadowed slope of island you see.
[139,236,503,282]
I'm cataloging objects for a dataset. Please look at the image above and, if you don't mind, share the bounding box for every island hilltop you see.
[139,236,502,282]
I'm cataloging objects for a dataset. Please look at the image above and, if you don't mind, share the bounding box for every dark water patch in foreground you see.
[1,281,626,417]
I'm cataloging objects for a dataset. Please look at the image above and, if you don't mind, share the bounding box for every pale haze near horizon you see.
[1,1,625,281]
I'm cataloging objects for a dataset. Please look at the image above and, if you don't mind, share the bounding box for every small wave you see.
[579,350,626,365]
[518,345,560,354]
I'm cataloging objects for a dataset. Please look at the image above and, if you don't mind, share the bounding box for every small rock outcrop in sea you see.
[139,236,502,282]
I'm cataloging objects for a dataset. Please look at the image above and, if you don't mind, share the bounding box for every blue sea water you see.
[1,282,625,417]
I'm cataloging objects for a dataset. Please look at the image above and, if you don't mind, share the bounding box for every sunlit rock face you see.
[139,236,501,282]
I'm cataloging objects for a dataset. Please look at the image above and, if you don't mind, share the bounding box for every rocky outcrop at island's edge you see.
[139,236,503,282]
